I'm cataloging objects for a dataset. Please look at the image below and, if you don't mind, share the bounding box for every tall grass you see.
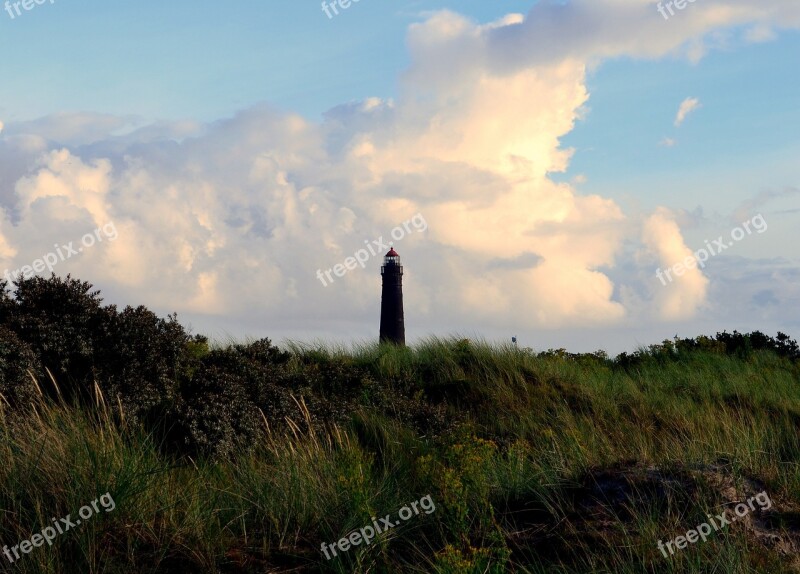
[1,337,798,573]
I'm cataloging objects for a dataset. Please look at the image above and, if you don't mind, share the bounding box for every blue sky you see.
[0,1,532,121]
[0,0,798,353]
[558,33,800,212]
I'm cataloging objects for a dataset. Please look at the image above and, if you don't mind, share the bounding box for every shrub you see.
[614,331,800,369]
[169,364,262,460]
[198,339,289,393]
[715,330,800,361]
[198,339,301,428]
[0,325,41,407]
[0,275,105,401]
[0,275,204,427]
[419,434,511,572]
[162,339,304,458]
[93,306,200,424]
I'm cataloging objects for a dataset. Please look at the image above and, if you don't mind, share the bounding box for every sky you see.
[0,0,798,354]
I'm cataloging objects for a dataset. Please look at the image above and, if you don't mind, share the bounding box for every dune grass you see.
[1,337,798,573]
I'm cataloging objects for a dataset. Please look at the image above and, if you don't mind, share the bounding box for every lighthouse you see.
[379,247,405,345]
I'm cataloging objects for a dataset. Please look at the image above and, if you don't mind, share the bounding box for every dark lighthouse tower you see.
[379,247,405,345]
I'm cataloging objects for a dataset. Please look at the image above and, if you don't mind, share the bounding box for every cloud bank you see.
[1,0,798,343]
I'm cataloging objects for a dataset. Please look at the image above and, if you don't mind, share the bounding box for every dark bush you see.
[162,338,324,457]
[0,275,213,456]
[294,355,374,398]
[285,357,386,427]
[199,339,289,394]
[537,348,610,367]
[0,276,204,421]
[0,275,105,401]
[169,365,262,460]
[93,306,202,424]
[289,357,455,439]
[370,383,455,439]
[715,330,800,361]
[614,332,800,369]
[0,325,41,407]
[197,339,300,427]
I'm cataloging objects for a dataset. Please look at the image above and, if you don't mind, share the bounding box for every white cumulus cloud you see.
[2,1,800,343]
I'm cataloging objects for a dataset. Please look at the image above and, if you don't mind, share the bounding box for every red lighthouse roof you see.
[386,248,399,257]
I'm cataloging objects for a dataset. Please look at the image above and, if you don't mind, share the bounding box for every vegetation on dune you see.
[0,275,799,573]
